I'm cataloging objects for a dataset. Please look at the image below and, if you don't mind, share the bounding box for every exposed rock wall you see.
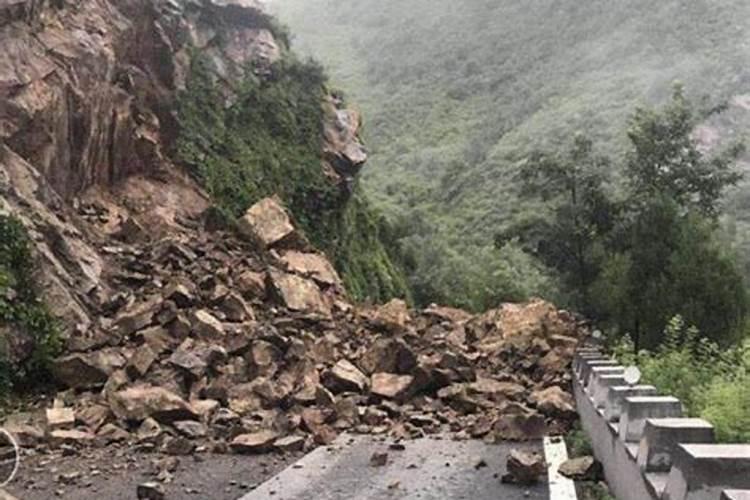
[0,0,281,199]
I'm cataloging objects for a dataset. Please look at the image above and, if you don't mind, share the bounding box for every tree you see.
[497,134,615,310]
[626,84,743,217]
[596,198,747,348]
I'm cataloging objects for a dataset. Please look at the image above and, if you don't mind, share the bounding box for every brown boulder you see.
[531,386,575,417]
[372,299,410,332]
[53,349,127,389]
[163,282,196,309]
[358,338,417,375]
[220,292,254,322]
[278,251,342,287]
[323,360,368,393]
[247,340,281,378]
[169,344,208,379]
[76,405,112,431]
[230,430,278,454]
[238,197,303,249]
[492,412,548,441]
[4,423,44,447]
[46,407,75,430]
[235,270,267,299]
[274,435,305,452]
[49,429,96,448]
[268,270,331,317]
[191,309,225,338]
[96,423,130,444]
[127,345,157,378]
[109,386,198,423]
[558,456,602,481]
[469,378,525,401]
[370,373,414,401]
[501,449,546,484]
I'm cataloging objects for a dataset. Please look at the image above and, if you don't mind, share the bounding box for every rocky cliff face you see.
[1,0,282,197]
[0,0,367,340]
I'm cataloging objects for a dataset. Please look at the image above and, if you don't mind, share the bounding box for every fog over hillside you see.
[273,0,750,309]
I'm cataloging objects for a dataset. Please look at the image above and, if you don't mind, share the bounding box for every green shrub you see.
[0,215,61,396]
[614,317,750,442]
[565,421,593,457]
[698,375,750,442]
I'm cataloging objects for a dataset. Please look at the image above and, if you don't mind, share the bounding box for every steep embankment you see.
[273,0,750,307]
[0,0,406,357]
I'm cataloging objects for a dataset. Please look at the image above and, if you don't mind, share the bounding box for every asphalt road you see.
[241,434,549,500]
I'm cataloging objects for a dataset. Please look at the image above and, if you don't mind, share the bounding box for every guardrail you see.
[572,346,750,500]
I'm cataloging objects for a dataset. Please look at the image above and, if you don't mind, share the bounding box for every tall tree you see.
[497,134,615,310]
[626,84,743,217]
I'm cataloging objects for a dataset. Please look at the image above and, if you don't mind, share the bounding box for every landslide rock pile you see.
[5,197,584,457]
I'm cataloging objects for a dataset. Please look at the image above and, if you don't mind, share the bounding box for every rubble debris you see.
[9,197,582,462]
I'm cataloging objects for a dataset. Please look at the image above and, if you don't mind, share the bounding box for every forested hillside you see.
[272,0,750,311]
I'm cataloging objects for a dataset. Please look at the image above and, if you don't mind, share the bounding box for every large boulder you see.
[358,338,417,375]
[323,360,368,393]
[53,349,128,389]
[531,386,576,417]
[108,386,198,423]
[238,197,305,249]
[268,270,331,317]
[501,449,546,484]
[370,373,414,401]
[371,299,410,332]
[278,251,342,288]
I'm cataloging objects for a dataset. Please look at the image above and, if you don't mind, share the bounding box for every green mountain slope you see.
[272,0,750,309]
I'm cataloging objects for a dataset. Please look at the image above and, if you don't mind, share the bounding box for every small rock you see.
[49,429,96,448]
[273,435,305,452]
[137,482,165,500]
[163,436,195,456]
[230,431,278,454]
[220,292,254,322]
[558,456,602,481]
[370,451,388,467]
[191,309,225,338]
[174,421,208,439]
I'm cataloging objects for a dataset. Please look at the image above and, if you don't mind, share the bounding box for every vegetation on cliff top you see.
[0,215,61,396]
[175,50,409,302]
